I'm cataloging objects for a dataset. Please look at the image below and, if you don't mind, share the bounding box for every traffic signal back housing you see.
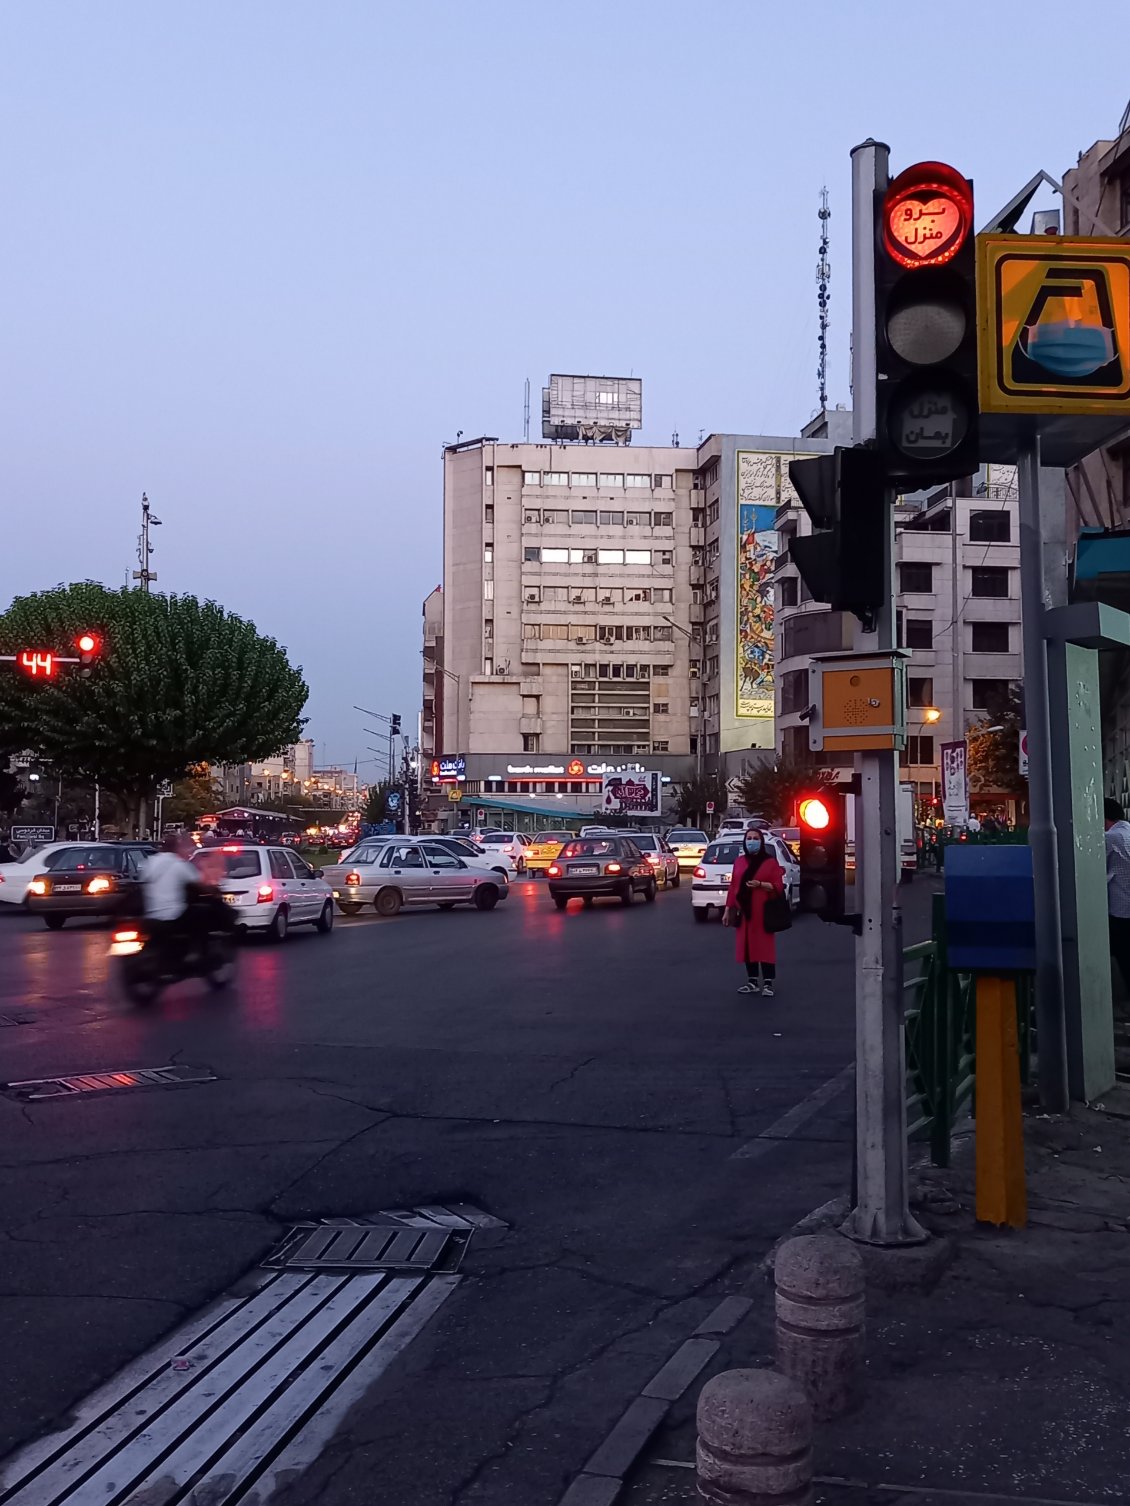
[788,447,888,623]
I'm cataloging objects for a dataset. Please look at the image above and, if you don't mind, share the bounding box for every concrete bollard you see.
[774,1233,865,1420]
[696,1368,813,1506]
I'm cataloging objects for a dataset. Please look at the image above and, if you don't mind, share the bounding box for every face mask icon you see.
[1013,266,1121,387]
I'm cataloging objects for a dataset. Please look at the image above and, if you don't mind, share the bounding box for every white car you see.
[470,831,528,873]
[690,835,800,923]
[428,836,518,880]
[666,828,711,872]
[189,844,335,941]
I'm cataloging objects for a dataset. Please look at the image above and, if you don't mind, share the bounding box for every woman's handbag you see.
[762,892,793,934]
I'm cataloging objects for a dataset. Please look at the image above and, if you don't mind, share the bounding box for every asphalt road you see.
[0,876,940,1504]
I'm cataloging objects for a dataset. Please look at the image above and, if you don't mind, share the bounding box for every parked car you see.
[189,844,335,940]
[625,832,680,888]
[26,843,156,929]
[323,839,509,916]
[546,836,657,910]
[665,828,710,872]
[690,834,800,923]
[525,830,574,874]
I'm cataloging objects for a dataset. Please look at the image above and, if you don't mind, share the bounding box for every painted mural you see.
[736,450,788,720]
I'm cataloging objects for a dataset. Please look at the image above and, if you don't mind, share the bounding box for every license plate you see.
[572,865,599,875]
[223,894,239,905]
[54,884,81,893]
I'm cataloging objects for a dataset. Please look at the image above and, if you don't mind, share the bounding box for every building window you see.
[652,702,670,715]
[779,577,798,608]
[626,587,651,603]
[484,544,493,563]
[657,550,673,566]
[483,618,494,639]
[690,659,701,677]
[626,511,651,526]
[484,657,493,675]
[544,472,568,486]
[971,621,1010,652]
[523,508,540,524]
[654,474,672,488]
[572,472,596,486]
[971,566,1011,598]
[905,618,933,649]
[523,470,541,485]
[522,733,540,752]
[706,656,719,678]
[570,547,598,564]
[524,546,540,562]
[652,588,672,603]
[571,510,597,525]
[484,467,493,486]
[969,509,1011,542]
[652,741,669,752]
[908,676,934,707]
[780,668,808,714]
[599,510,624,525]
[901,735,935,765]
[653,511,674,527]
[483,580,494,600]
[485,503,494,524]
[542,548,569,563]
[598,473,624,488]
[899,561,934,593]
[522,623,540,639]
[626,474,651,487]
[625,549,651,565]
[542,509,568,524]
[970,678,1011,710]
[707,501,720,524]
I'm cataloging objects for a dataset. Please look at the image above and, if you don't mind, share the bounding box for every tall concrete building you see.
[434,379,831,826]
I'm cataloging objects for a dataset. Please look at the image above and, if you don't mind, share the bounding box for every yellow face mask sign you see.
[977,234,1130,415]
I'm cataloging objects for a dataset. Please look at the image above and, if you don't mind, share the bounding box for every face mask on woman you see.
[744,835,764,859]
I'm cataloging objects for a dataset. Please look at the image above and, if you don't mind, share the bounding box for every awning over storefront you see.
[457,795,596,821]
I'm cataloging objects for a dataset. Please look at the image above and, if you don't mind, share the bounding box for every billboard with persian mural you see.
[736,450,795,721]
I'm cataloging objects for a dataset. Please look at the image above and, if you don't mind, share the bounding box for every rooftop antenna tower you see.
[816,186,831,412]
[523,377,530,441]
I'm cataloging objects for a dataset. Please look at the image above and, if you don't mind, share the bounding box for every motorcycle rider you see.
[142,832,205,957]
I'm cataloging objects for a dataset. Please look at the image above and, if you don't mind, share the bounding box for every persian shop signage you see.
[501,760,644,778]
[430,755,467,783]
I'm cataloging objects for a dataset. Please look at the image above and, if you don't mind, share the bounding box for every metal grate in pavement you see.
[265,1222,459,1273]
[2,1063,216,1101]
[0,1266,458,1506]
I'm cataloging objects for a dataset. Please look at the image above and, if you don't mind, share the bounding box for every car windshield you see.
[629,835,659,851]
[668,830,708,844]
[703,842,742,864]
[479,834,511,844]
[191,850,262,879]
[560,839,620,858]
[533,831,571,844]
[44,846,121,871]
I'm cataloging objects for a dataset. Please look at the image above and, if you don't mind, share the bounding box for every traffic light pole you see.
[843,139,926,1246]
[1016,438,1070,1112]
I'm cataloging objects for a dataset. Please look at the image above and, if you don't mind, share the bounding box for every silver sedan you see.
[324,839,510,917]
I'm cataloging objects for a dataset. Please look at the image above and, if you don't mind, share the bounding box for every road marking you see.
[730,1063,854,1160]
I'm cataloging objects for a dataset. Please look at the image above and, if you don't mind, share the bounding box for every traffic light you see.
[797,789,847,923]
[76,632,100,675]
[875,160,978,486]
[390,713,402,736]
[788,446,887,623]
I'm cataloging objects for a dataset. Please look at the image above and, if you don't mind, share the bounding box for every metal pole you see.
[93,781,100,839]
[843,139,925,1246]
[1017,437,1069,1112]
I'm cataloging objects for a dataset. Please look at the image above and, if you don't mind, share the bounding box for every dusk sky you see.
[2,1,1126,769]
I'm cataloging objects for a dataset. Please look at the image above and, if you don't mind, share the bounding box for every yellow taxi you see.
[526,830,575,874]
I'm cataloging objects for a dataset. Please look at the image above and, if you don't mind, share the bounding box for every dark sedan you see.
[26,843,154,929]
[547,837,657,910]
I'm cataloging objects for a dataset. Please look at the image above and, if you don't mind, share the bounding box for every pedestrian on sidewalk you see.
[723,828,785,996]
[1104,797,1130,994]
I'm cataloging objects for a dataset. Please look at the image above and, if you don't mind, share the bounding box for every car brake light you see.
[29,879,47,895]
[114,929,139,942]
[605,862,622,874]
[257,883,274,903]
[345,871,361,885]
[547,864,560,877]
[222,845,240,852]
[645,852,660,864]
[87,876,112,894]
[694,866,706,879]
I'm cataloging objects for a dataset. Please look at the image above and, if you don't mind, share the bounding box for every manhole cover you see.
[266,1222,464,1273]
[2,1063,216,1101]
[0,1267,458,1505]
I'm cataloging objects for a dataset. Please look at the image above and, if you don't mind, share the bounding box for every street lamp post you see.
[661,617,703,782]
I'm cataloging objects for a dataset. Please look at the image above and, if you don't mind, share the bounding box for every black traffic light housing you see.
[796,789,848,924]
[875,160,979,486]
[390,713,402,736]
[788,447,888,625]
[76,632,101,677]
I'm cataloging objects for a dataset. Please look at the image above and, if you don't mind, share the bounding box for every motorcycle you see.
[110,913,238,1005]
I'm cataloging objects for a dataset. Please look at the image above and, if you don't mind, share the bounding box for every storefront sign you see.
[941,740,969,827]
[501,760,648,779]
[430,754,466,783]
[601,771,661,815]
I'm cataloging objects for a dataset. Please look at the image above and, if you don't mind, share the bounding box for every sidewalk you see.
[617,1092,1130,1506]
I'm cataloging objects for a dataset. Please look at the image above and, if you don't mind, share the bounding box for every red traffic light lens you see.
[882,161,972,271]
[77,632,98,654]
[798,796,831,831]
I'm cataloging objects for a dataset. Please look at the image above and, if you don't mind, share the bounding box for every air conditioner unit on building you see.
[570,665,583,678]
[572,596,584,604]
[525,513,538,523]
[574,636,587,645]
[601,597,613,606]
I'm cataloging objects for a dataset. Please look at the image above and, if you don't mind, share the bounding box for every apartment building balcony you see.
[689,526,705,546]
[519,716,544,736]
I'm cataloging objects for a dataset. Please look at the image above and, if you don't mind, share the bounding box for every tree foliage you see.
[0,583,308,800]
[162,771,223,827]
[674,772,729,825]
[734,757,835,827]
[0,769,26,819]
[967,682,1025,797]
[363,781,396,825]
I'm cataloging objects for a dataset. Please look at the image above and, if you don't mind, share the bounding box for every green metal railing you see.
[903,894,1035,1166]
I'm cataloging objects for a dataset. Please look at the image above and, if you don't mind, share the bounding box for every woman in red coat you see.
[723,829,785,995]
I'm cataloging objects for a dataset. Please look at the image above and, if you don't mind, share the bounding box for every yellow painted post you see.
[975,975,1027,1227]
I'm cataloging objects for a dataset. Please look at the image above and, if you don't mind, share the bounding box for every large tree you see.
[674,772,729,825]
[0,584,308,822]
[734,757,835,827]
[967,682,1025,798]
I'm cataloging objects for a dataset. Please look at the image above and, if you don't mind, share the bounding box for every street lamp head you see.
[923,706,942,723]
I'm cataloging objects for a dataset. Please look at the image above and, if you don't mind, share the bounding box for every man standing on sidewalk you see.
[1104,798,1130,994]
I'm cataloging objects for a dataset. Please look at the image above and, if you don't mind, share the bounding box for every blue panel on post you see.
[944,846,1036,972]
